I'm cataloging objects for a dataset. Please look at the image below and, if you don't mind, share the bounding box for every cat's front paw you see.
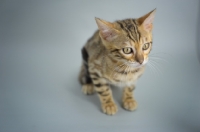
[82,84,95,95]
[102,102,118,115]
[123,99,137,111]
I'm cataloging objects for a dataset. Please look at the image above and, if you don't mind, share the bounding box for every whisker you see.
[149,56,169,64]
[149,58,170,70]
[149,52,173,58]
[109,63,125,78]
[119,65,128,87]
[125,66,130,82]
[149,60,163,77]
[127,66,131,80]
[148,61,158,76]
[147,62,156,76]
[113,63,127,80]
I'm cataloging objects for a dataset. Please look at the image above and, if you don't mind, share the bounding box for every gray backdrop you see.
[0,0,200,132]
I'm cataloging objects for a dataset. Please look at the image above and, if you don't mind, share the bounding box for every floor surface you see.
[0,1,200,132]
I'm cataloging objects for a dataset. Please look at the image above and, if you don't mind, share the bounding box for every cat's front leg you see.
[95,83,118,115]
[122,86,137,111]
[90,73,117,115]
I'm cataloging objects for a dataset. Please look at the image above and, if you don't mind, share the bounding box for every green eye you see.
[142,43,150,50]
[123,47,133,54]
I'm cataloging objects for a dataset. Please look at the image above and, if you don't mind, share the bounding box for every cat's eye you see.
[123,47,133,54]
[142,43,150,50]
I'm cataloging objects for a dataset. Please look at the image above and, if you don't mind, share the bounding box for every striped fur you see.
[79,9,156,115]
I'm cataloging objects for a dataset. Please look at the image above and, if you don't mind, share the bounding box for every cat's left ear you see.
[95,17,119,42]
[137,9,156,32]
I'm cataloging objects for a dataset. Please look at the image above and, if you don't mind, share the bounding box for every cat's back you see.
[83,30,105,61]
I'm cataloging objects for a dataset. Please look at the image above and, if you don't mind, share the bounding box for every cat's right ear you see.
[95,18,119,42]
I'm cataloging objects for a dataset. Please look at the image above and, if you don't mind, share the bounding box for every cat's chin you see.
[129,63,144,68]
[128,60,148,68]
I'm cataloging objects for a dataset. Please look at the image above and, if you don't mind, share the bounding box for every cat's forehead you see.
[117,19,140,41]
[117,19,152,44]
[121,37,150,46]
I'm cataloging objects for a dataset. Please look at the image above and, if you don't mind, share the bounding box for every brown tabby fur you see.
[79,9,156,115]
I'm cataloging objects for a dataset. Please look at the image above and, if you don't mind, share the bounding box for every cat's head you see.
[95,9,156,68]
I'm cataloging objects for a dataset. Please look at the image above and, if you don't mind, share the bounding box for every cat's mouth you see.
[128,63,144,68]
[128,59,148,68]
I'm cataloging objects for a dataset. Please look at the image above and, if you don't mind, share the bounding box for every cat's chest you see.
[107,67,144,87]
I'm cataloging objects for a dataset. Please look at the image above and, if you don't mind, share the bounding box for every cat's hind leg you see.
[79,63,95,95]
[82,84,94,95]
[79,46,95,95]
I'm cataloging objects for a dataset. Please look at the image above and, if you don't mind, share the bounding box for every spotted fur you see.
[79,9,156,115]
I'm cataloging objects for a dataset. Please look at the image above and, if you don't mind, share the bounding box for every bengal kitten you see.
[79,9,156,115]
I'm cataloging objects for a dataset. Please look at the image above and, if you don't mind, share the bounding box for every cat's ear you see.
[95,17,119,42]
[137,9,156,32]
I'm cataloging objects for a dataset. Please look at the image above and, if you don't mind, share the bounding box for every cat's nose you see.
[138,59,144,64]
[135,53,144,64]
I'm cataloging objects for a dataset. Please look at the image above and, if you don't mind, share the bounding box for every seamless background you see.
[0,0,200,132]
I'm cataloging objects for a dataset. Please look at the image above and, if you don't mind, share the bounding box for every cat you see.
[79,9,156,115]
